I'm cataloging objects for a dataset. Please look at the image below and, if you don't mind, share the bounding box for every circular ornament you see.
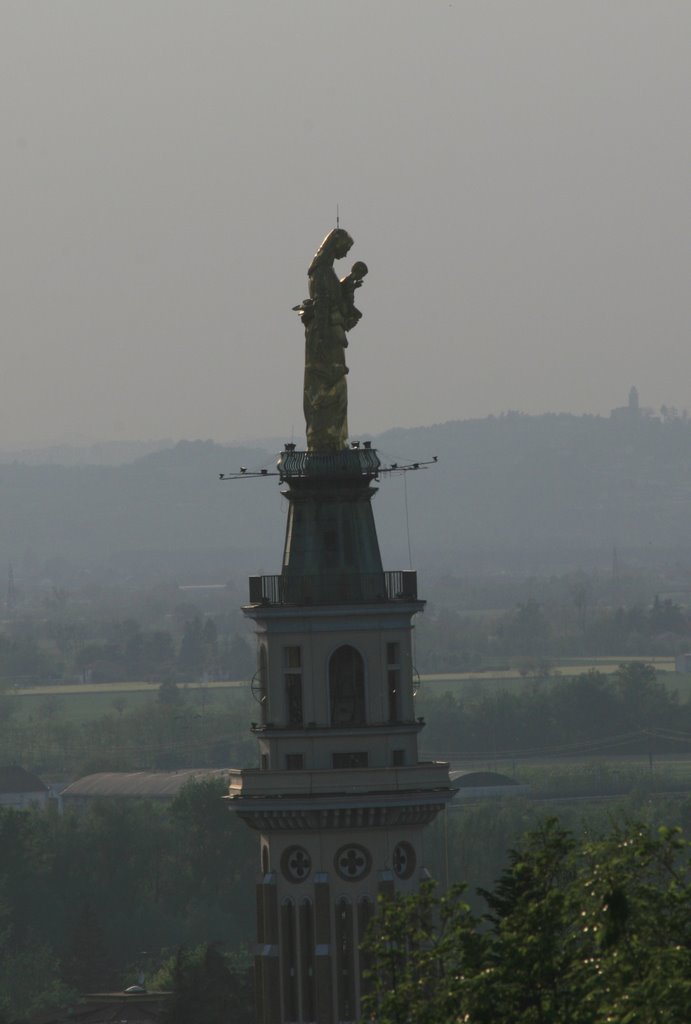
[334,843,371,882]
[281,845,312,883]
[393,841,416,880]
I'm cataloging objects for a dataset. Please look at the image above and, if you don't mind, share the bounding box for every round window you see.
[334,843,371,882]
[281,845,312,883]
[393,841,416,880]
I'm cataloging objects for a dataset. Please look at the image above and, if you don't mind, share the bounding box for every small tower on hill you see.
[226,229,452,1024]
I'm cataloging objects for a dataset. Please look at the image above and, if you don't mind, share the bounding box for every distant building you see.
[610,385,642,422]
[675,654,691,674]
[0,765,49,809]
[449,769,530,802]
[60,768,229,813]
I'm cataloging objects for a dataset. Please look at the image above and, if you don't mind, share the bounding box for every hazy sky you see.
[1,1,689,447]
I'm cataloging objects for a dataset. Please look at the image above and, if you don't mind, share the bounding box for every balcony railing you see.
[277,447,381,480]
[248,570,417,606]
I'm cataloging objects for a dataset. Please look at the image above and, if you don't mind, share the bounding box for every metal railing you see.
[277,447,381,480]
[248,570,417,606]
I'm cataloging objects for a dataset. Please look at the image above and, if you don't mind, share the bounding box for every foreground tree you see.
[362,819,691,1024]
[151,945,254,1024]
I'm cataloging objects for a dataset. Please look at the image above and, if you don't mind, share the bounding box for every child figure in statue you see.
[293,228,367,452]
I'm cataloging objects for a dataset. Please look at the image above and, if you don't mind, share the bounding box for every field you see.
[419,657,691,698]
[7,679,253,723]
[6,657,688,724]
[514,756,691,797]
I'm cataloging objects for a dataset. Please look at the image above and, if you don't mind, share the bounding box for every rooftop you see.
[60,768,229,801]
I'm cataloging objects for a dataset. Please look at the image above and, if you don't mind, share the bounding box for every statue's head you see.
[329,228,354,259]
[309,228,354,273]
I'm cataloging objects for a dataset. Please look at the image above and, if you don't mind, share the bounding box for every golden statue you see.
[294,228,368,452]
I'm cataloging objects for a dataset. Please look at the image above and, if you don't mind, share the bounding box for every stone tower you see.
[226,231,452,1024]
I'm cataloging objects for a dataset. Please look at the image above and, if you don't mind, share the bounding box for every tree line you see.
[3,662,688,777]
[419,662,691,760]
[1,577,689,687]
[0,686,256,777]
[0,779,255,1022]
[363,817,691,1024]
[416,594,691,674]
[0,614,254,688]
[4,787,690,1023]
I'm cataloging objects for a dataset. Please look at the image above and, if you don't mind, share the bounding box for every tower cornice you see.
[243,598,424,625]
[226,762,454,832]
[250,720,424,739]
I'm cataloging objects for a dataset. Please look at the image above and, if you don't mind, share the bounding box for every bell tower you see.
[226,230,452,1024]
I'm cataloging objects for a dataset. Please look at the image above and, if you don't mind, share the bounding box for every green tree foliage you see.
[650,594,687,634]
[613,660,673,728]
[362,881,483,1024]
[419,663,686,758]
[362,819,691,1024]
[0,686,255,775]
[221,633,254,680]
[500,598,552,657]
[151,945,254,1024]
[158,679,182,707]
[168,779,248,907]
[178,617,205,679]
[2,571,688,688]
[61,901,115,994]
[0,938,76,1021]
[0,824,76,1020]
[0,632,56,685]
[416,589,691,672]
[0,780,256,1019]
[177,616,224,681]
[75,621,177,684]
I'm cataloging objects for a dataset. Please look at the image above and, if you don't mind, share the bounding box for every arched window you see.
[252,645,268,725]
[336,897,355,1022]
[281,898,298,1023]
[357,896,375,998]
[329,645,365,726]
[284,646,303,726]
[299,898,316,1023]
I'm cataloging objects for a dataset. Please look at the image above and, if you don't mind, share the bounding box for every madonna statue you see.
[294,228,367,452]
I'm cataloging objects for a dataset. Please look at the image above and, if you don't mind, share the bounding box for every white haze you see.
[1,1,689,448]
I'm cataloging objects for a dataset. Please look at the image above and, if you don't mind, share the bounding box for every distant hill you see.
[0,439,175,466]
[1,414,691,586]
[373,411,691,573]
[0,440,281,585]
